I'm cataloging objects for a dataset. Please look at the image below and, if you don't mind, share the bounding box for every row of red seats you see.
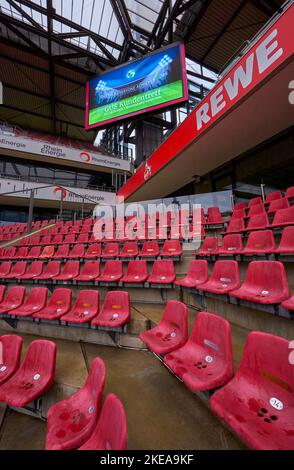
[0,259,176,284]
[0,286,130,326]
[195,227,293,256]
[224,206,294,234]
[0,337,126,450]
[140,301,294,450]
[0,240,182,260]
[176,259,293,308]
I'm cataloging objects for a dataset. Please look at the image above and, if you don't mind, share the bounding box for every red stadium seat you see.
[0,339,56,407]
[74,233,89,244]
[59,227,69,235]
[140,241,160,258]
[92,291,130,328]
[175,260,208,288]
[35,261,61,280]
[61,290,99,323]
[3,261,27,279]
[195,236,218,256]
[101,242,119,258]
[218,234,243,255]
[164,312,233,391]
[121,260,148,283]
[26,246,41,258]
[140,300,188,355]
[85,244,101,258]
[244,213,269,231]
[247,203,266,218]
[281,295,294,311]
[74,261,100,281]
[197,260,240,294]
[11,287,48,317]
[242,230,275,255]
[211,332,294,450]
[147,260,176,284]
[274,226,294,254]
[207,207,224,225]
[234,201,246,210]
[285,186,294,201]
[14,247,29,259]
[231,208,246,219]
[0,334,23,385]
[33,288,72,320]
[18,261,43,280]
[0,286,26,314]
[51,234,63,245]
[224,217,245,234]
[40,236,52,245]
[40,245,55,258]
[64,244,85,259]
[46,357,105,450]
[268,197,289,214]
[119,241,139,258]
[96,260,123,283]
[80,225,91,233]
[0,285,6,302]
[29,236,40,246]
[78,394,127,450]
[0,261,12,277]
[53,260,80,281]
[248,196,262,207]
[265,191,282,203]
[64,234,76,244]
[160,240,182,257]
[53,244,70,259]
[1,247,16,259]
[230,261,289,304]
[271,207,294,228]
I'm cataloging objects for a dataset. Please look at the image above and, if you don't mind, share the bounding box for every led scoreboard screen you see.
[85,43,188,130]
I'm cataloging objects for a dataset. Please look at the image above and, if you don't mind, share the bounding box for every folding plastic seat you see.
[174,260,207,288]
[53,260,80,281]
[0,285,6,302]
[101,242,119,258]
[206,207,224,225]
[88,232,98,244]
[265,191,282,203]
[29,235,40,246]
[211,331,294,450]
[242,230,275,255]
[74,233,89,245]
[53,244,70,259]
[71,224,81,234]
[40,235,52,245]
[274,226,294,254]
[26,246,41,259]
[83,218,93,226]
[0,262,12,279]
[248,196,262,207]
[92,291,130,328]
[0,339,56,407]
[140,300,188,355]
[11,287,48,317]
[230,261,289,304]
[65,244,85,259]
[197,260,240,294]
[195,237,218,256]
[164,312,233,390]
[160,240,182,258]
[74,261,100,282]
[35,261,61,280]
[3,261,27,279]
[121,260,148,283]
[61,290,99,324]
[0,334,23,385]
[80,225,91,234]
[40,245,55,258]
[247,203,266,218]
[84,243,101,259]
[34,288,72,320]
[46,357,105,450]
[285,186,294,201]
[140,241,160,258]
[231,208,246,219]
[0,286,26,314]
[218,234,243,255]
[1,246,16,259]
[78,393,127,451]
[119,241,139,258]
[243,213,269,232]
[281,295,294,311]
[64,233,76,244]
[51,234,63,244]
[147,260,176,284]
[18,261,44,280]
[268,197,289,214]
[14,247,29,259]
[96,260,123,283]
[271,207,294,228]
[224,217,244,234]
[18,237,29,247]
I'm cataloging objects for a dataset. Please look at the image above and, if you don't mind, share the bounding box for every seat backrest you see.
[2,286,26,306]
[188,260,208,281]
[162,239,181,252]
[103,260,122,275]
[162,300,188,337]
[18,247,29,257]
[243,261,289,295]
[268,197,289,214]
[121,242,138,254]
[28,246,41,257]
[103,243,119,255]
[231,208,246,219]
[77,233,89,243]
[85,357,106,400]
[237,331,294,399]
[48,288,72,308]
[87,244,101,256]
[207,207,223,223]
[210,260,240,284]
[24,287,47,307]
[52,234,63,243]
[285,186,294,199]
[266,191,282,203]
[26,261,43,273]
[272,207,294,225]
[74,290,99,312]
[64,234,76,243]
[5,247,16,257]
[0,261,12,274]
[11,261,27,274]
[20,339,56,381]
[221,234,243,251]
[45,261,61,274]
[0,334,23,365]
[248,196,262,207]
[141,241,159,253]
[227,218,244,232]
[247,213,269,229]
[191,311,233,364]
[102,291,130,313]
[234,202,246,210]
[126,260,147,276]
[81,261,100,276]
[200,236,218,251]
[41,245,55,257]
[245,230,275,251]
[70,244,85,256]
[152,260,174,276]
[247,203,266,217]
[55,244,70,256]
[63,260,80,274]
[0,285,6,302]
[278,226,294,249]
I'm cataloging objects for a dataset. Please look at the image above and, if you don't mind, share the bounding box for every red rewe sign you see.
[118,4,294,201]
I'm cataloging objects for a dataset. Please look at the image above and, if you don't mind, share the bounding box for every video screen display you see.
[85,42,188,129]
